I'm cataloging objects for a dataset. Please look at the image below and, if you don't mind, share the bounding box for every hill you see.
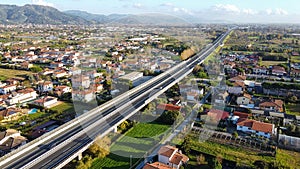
[0,4,90,24]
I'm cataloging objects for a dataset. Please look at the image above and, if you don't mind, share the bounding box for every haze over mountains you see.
[0,4,201,25]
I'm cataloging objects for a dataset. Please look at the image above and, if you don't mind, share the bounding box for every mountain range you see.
[0,4,204,25]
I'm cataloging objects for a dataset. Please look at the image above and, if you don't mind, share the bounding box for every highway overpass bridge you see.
[0,29,232,169]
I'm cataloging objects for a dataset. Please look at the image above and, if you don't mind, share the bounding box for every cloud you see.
[31,0,54,7]
[213,4,241,14]
[133,3,143,9]
[172,7,193,15]
[160,3,174,7]
[242,9,258,15]
[265,8,288,15]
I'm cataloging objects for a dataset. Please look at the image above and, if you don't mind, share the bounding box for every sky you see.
[1,0,300,23]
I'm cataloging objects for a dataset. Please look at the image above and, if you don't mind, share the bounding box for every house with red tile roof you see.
[207,109,230,121]
[259,99,284,112]
[157,104,181,112]
[157,145,189,169]
[237,119,275,138]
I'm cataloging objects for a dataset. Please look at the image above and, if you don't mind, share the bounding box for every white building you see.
[0,85,17,94]
[6,88,37,105]
[72,90,94,102]
[38,81,54,93]
[33,96,58,108]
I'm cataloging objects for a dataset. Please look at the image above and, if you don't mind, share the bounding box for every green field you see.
[285,104,300,116]
[50,102,74,113]
[90,154,138,169]
[126,123,170,138]
[0,68,32,79]
[90,122,170,169]
[187,134,300,168]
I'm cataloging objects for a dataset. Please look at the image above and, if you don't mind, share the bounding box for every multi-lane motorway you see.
[0,28,232,169]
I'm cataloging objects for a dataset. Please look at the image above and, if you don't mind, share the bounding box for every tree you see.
[30,66,43,73]
[213,158,222,169]
[75,161,87,169]
[197,154,207,165]
[232,131,238,138]
[181,136,192,154]
[157,110,180,125]
[88,136,111,159]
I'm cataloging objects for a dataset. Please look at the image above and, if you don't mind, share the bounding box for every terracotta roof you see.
[233,111,250,118]
[143,162,174,169]
[243,93,251,99]
[237,119,274,134]
[207,109,230,120]
[170,153,183,165]
[233,81,245,87]
[157,104,181,112]
[229,75,246,82]
[251,121,274,133]
[158,145,178,158]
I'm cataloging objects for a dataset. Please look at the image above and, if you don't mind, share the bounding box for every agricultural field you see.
[187,134,300,168]
[90,122,170,169]
[0,68,32,79]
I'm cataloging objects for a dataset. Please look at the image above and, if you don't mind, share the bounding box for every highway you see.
[0,28,232,169]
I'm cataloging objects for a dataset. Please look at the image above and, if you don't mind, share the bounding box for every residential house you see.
[291,69,300,77]
[259,100,284,112]
[53,70,68,79]
[33,96,58,108]
[54,86,71,96]
[207,109,230,122]
[72,75,90,89]
[272,66,286,76]
[37,81,54,93]
[0,85,17,94]
[0,129,27,154]
[50,62,64,69]
[214,91,229,104]
[158,145,189,169]
[252,66,268,74]
[237,93,252,105]
[228,86,243,95]
[229,75,246,82]
[0,108,22,120]
[72,90,94,102]
[6,88,37,105]
[19,62,33,70]
[236,119,275,138]
[157,104,181,112]
[143,162,174,169]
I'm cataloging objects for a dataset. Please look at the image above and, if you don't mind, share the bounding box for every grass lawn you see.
[90,122,170,169]
[90,154,139,169]
[0,68,32,79]
[50,102,74,114]
[285,103,300,116]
